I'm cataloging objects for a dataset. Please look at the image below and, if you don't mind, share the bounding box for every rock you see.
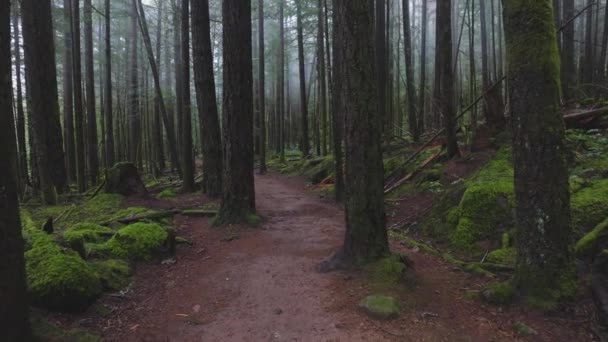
[105,162,148,196]
[358,295,400,320]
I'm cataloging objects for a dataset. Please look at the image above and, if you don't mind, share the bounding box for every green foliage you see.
[157,188,177,200]
[358,295,400,320]
[95,222,168,260]
[367,254,408,289]
[245,213,263,226]
[574,217,608,257]
[90,259,132,291]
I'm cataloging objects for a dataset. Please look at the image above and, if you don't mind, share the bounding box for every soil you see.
[54,172,598,341]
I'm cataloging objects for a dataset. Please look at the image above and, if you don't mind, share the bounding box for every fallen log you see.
[384,146,445,195]
[180,209,218,217]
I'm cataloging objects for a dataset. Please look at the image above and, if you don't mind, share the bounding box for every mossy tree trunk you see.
[335,0,389,264]
[22,0,67,204]
[217,0,256,224]
[0,1,31,337]
[192,0,223,197]
[503,0,574,304]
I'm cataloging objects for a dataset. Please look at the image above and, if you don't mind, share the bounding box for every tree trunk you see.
[333,0,389,265]
[216,0,256,224]
[180,0,195,192]
[153,0,165,171]
[296,0,310,158]
[504,0,574,304]
[437,0,459,158]
[376,0,387,139]
[192,0,223,196]
[317,0,328,156]
[135,0,182,177]
[128,0,140,164]
[330,0,345,202]
[278,0,286,162]
[63,0,76,184]
[104,0,115,168]
[583,0,594,84]
[403,0,418,142]
[258,0,267,174]
[0,2,30,338]
[561,0,575,100]
[72,0,87,192]
[22,0,67,204]
[12,9,28,185]
[479,0,504,130]
[418,0,428,134]
[84,0,99,184]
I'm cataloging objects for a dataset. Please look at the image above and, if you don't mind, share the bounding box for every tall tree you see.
[331,0,345,202]
[376,0,387,138]
[84,0,99,184]
[216,0,256,224]
[128,0,140,163]
[278,0,286,162]
[503,0,574,304]
[180,0,195,192]
[418,0,428,134]
[296,0,310,158]
[324,0,389,267]
[258,0,267,174]
[436,0,458,157]
[72,0,87,191]
[561,0,575,100]
[104,0,115,167]
[479,0,503,130]
[0,1,30,338]
[192,0,223,196]
[402,0,418,142]
[582,0,594,84]
[22,0,67,204]
[12,7,28,184]
[153,0,165,171]
[63,0,76,183]
[317,0,328,156]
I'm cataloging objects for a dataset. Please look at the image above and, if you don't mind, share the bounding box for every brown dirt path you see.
[80,172,596,341]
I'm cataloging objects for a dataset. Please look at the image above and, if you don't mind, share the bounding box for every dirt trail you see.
[100,174,390,341]
[92,172,596,342]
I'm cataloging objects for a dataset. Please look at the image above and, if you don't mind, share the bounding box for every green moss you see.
[95,222,168,260]
[571,179,608,233]
[63,223,113,250]
[486,248,516,266]
[245,213,263,226]
[157,188,177,200]
[482,281,515,305]
[367,254,408,289]
[451,148,515,250]
[111,207,152,220]
[26,246,102,312]
[501,232,510,249]
[31,311,101,342]
[90,259,132,291]
[358,295,400,320]
[575,217,608,257]
[304,156,334,184]
[513,321,538,337]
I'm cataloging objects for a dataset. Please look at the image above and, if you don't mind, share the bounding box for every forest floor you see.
[53,171,598,341]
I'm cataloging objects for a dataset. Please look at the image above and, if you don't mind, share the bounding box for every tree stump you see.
[105,162,148,196]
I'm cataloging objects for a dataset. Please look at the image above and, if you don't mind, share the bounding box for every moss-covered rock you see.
[94,222,168,260]
[575,217,608,257]
[486,248,516,266]
[367,254,413,289]
[481,281,515,305]
[450,149,514,250]
[90,259,132,291]
[359,295,400,320]
[62,223,113,252]
[571,179,608,233]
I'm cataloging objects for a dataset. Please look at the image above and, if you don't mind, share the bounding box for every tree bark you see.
[418,0,428,134]
[504,0,574,303]
[104,0,115,168]
[84,0,99,184]
[63,0,76,184]
[128,0,140,164]
[561,0,575,100]
[376,0,387,139]
[180,0,195,192]
[153,0,165,171]
[0,2,30,338]
[278,0,286,162]
[216,0,256,224]
[334,0,389,264]
[330,0,345,202]
[317,0,328,156]
[296,0,310,158]
[72,0,87,191]
[12,9,28,185]
[22,0,67,204]
[192,0,223,196]
[403,0,418,142]
[258,0,267,174]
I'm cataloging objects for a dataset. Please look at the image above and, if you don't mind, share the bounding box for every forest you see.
[1,0,608,340]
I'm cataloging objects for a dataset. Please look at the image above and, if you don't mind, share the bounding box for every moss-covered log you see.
[504,0,575,307]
